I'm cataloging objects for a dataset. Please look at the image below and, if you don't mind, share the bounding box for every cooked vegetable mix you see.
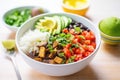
[21,15,96,64]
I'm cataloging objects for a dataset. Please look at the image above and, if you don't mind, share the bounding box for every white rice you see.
[19,29,50,53]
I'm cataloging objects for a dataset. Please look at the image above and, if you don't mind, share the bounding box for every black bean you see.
[43,60,50,63]
[71,20,76,25]
[81,25,88,30]
[66,25,69,28]
[87,29,90,32]
[57,45,63,49]
[75,22,82,27]
[70,22,75,25]
[28,51,36,58]
[69,24,74,29]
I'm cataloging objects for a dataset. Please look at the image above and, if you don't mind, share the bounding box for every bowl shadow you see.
[102,43,120,58]
[29,65,99,80]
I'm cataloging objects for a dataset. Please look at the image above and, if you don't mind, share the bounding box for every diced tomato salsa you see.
[62,28,96,62]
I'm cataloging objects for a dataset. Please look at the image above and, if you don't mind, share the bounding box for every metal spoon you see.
[6,50,22,80]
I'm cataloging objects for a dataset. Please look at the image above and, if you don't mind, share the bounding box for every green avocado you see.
[35,15,72,35]
[61,16,69,28]
[99,17,120,36]
[54,16,62,34]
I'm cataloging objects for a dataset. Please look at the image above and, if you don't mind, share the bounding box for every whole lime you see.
[99,17,120,36]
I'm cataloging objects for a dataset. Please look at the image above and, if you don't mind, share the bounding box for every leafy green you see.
[58,52,65,58]
[68,56,76,63]
[79,35,85,39]
[47,44,54,52]
[48,33,72,47]
[71,44,79,48]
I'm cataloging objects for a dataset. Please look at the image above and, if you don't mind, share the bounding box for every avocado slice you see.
[52,29,57,35]
[60,16,65,30]
[61,16,69,28]
[68,17,72,25]
[54,16,62,34]
[35,16,57,34]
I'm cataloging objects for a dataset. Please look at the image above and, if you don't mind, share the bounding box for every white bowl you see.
[2,6,49,31]
[16,13,101,76]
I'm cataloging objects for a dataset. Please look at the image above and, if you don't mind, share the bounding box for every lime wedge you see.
[2,40,16,50]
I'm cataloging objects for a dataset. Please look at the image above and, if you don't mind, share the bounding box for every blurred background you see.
[1,0,120,40]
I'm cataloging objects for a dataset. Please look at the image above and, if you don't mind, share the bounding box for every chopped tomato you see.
[62,28,68,33]
[89,31,94,35]
[75,54,82,61]
[76,37,82,43]
[65,44,71,49]
[72,38,78,43]
[64,48,71,58]
[69,29,75,34]
[87,45,95,52]
[85,32,91,40]
[90,35,95,41]
[84,40,91,45]
[72,48,76,52]
[82,44,88,51]
[80,47,85,54]
[91,42,96,48]
[83,51,91,57]
[82,31,88,35]
[75,48,81,54]
[75,48,85,54]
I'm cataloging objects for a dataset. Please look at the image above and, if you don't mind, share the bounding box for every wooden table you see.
[0,0,120,80]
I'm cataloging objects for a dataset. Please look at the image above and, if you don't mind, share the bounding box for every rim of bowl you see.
[16,12,101,67]
[101,34,120,42]
[2,6,49,31]
[62,0,90,10]
[102,36,120,42]
[98,24,120,40]
[101,37,120,45]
